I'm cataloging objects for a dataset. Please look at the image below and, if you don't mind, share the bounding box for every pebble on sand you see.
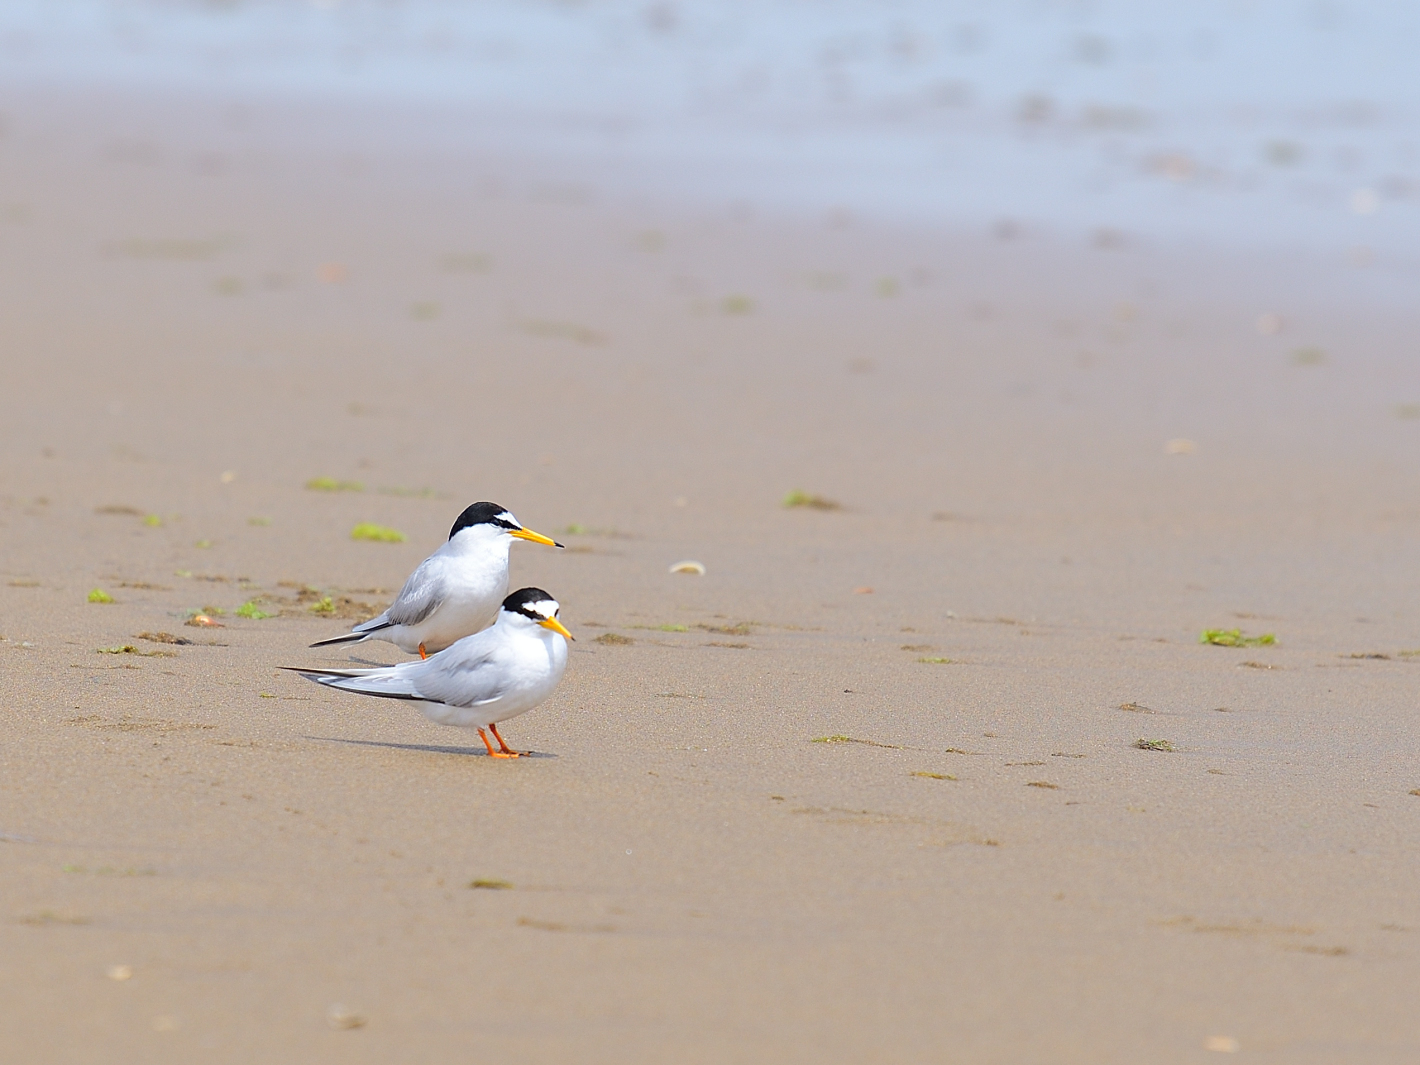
[669,561,705,575]
[326,1003,366,1030]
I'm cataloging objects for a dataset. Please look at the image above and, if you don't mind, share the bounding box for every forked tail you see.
[308,622,390,649]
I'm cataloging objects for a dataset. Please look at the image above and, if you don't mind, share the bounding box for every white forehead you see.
[528,598,559,617]
[498,510,518,526]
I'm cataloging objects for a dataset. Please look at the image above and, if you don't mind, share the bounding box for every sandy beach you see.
[3,85,1420,1063]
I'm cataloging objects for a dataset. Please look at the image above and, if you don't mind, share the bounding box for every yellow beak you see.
[511,526,563,548]
[539,617,574,641]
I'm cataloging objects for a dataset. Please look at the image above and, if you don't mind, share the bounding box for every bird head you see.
[500,587,573,640]
[448,502,562,549]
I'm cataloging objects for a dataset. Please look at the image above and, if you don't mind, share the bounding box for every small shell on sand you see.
[186,614,225,628]
[669,561,706,575]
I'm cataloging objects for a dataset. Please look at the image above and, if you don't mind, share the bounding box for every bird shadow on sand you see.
[303,735,556,759]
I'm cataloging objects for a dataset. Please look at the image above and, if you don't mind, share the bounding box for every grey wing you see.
[411,646,512,707]
[382,555,448,628]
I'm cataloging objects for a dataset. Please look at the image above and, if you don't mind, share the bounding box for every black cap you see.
[502,587,558,619]
[449,502,519,540]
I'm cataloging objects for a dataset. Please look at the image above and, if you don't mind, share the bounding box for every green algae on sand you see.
[782,490,841,510]
[469,878,513,890]
[350,523,407,543]
[1134,738,1177,752]
[1200,629,1275,647]
[306,477,364,492]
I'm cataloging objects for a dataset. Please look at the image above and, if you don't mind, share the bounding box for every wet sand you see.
[2,90,1420,1063]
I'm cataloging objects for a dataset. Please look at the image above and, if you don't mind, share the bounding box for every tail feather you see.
[308,621,392,649]
[308,612,394,649]
[281,664,425,702]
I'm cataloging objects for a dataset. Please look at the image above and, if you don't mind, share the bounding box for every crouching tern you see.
[310,502,562,658]
[289,587,572,758]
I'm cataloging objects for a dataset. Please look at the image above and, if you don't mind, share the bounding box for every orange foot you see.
[418,643,428,660]
[478,727,521,759]
[489,723,528,757]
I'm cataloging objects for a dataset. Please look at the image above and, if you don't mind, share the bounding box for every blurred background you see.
[2,0,1419,262]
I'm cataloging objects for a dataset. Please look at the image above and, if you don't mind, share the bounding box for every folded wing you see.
[382,555,447,628]
[405,647,510,707]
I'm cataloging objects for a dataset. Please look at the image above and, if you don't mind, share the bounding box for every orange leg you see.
[418,643,428,660]
[478,727,517,759]
[488,723,524,757]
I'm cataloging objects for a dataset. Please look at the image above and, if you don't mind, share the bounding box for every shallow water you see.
[2,1,1418,252]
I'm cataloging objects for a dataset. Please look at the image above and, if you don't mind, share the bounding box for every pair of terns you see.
[287,502,572,759]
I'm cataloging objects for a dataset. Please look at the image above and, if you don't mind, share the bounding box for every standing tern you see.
[290,587,573,758]
[310,502,562,658]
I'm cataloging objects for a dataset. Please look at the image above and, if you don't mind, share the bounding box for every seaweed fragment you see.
[350,524,406,543]
[782,490,841,510]
[97,645,174,657]
[1134,738,1177,752]
[1200,629,1275,647]
[306,477,364,492]
[136,632,192,645]
[811,735,904,749]
[697,622,752,636]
